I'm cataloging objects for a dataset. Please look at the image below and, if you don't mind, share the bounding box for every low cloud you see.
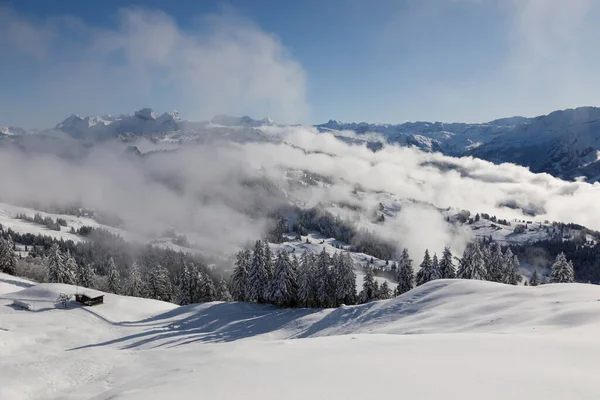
[3,125,600,261]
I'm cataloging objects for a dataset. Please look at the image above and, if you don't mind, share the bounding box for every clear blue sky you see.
[2,0,600,128]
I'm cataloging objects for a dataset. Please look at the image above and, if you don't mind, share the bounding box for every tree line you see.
[0,224,230,305]
[231,240,357,307]
[0,223,578,310]
[230,239,577,309]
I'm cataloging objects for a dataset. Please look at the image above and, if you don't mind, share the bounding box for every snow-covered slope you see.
[1,276,600,399]
[316,116,533,155]
[471,107,600,180]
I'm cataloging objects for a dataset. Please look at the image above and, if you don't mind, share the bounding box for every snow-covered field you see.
[1,272,600,399]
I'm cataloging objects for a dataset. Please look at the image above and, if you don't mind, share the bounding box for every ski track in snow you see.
[1,272,600,399]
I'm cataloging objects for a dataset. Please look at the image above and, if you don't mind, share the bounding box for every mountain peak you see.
[134,108,157,121]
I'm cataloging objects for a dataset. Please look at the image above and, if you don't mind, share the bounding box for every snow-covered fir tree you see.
[550,252,575,283]
[216,276,233,302]
[263,242,274,300]
[128,260,145,297]
[147,264,173,302]
[439,246,455,279]
[431,253,442,280]
[360,265,378,303]
[0,237,17,275]
[378,280,392,300]
[177,262,198,305]
[416,249,439,286]
[457,242,487,280]
[45,243,75,284]
[315,248,332,307]
[297,251,315,307]
[269,251,298,307]
[198,272,216,302]
[231,249,251,301]
[529,269,540,286]
[77,261,95,289]
[106,257,121,294]
[248,240,270,303]
[395,248,414,295]
[486,243,504,282]
[503,248,522,285]
[334,252,357,305]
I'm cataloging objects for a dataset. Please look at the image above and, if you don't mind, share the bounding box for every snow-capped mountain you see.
[470,107,600,180]
[6,106,600,181]
[316,116,533,155]
[317,107,600,181]
[55,108,182,139]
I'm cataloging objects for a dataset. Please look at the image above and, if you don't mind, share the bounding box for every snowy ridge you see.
[55,108,182,139]
[7,105,600,180]
[471,107,600,180]
[1,275,600,399]
[316,115,533,155]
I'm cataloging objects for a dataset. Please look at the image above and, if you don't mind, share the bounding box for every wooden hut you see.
[75,293,104,306]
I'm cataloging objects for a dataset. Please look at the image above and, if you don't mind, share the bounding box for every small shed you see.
[75,293,104,306]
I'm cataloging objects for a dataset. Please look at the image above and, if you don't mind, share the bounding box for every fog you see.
[1,125,600,260]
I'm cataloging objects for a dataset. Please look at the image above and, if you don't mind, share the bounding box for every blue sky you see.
[1,0,600,127]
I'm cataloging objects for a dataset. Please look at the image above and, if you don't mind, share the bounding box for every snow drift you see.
[1,273,600,399]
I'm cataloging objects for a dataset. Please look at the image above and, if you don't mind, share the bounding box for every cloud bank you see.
[2,126,600,261]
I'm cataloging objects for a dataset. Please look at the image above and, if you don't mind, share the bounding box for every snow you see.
[0,202,126,243]
[0,201,201,254]
[55,108,181,139]
[0,273,35,295]
[2,273,600,399]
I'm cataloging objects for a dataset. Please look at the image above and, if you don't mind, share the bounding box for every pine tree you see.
[77,260,95,289]
[0,237,17,275]
[529,269,539,286]
[378,281,392,299]
[416,250,438,286]
[248,240,270,303]
[504,248,522,285]
[263,242,274,300]
[315,248,332,307]
[360,266,377,303]
[45,243,75,284]
[106,257,121,294]
[231,249,251,301]
[198,272,216,302]
[335,252,357,305]
[147,264,172,302]
[395,248,414,295]
[297,251,315,307]
[269,251,298,307]
[550,252,575,283]
[216,276,233,301]
[128,260,145,297]
[486,243,504,282]
[431,253,442,280]
[372,279,380,300]
[177,262,197,305]
[64,251,78,286]
[439,246,455,279]
[457,242,487,280]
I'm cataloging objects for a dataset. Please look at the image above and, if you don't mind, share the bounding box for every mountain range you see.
[3,106,600,182]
